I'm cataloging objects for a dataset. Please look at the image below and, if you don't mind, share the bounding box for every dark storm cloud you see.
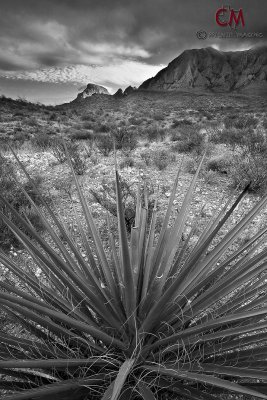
[0,0,266,72]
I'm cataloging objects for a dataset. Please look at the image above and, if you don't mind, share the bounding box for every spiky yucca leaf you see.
[0,148,267,400]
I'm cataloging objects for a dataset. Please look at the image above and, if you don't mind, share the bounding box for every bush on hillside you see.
[152,149,176,170]
[112,128,138,154]
[49,139,87,175]
[96,134,114,156]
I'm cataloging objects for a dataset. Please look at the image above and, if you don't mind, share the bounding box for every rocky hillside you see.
[139,46,267,93]
[76,83,109,100]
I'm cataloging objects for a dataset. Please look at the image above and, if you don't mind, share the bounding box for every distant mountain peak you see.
[76,83,109,100]
[139,46,267,93]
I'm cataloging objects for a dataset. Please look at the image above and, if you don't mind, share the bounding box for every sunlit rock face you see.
[139,46,267,93]
[76,83,109,99]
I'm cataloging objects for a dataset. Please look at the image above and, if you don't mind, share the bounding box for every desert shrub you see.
[171,126,205,155]
[184,157,199,174]
[229,154,267,194]
[49,112,58,121]
[120,134,137,155]
[206,154,233,174]
[140,150,151,166]
[49,138,68,163]
[90,154,98,165]
[46,128,57,135]
[170,129,181,142]
[0,137,10,152]
[214,128,267,193]
[118,119,126,127]
[172,137,202,154]
[83,121,95,130]
[96,134,113,156]
[128,116,144,125]
[31,134,51,151]
[113,128,138,154]
[119,157,135,169]
[152,149,176,170]
[172,140,192,153]
[70,129,94,141]
[0,155,45,250]
[243,129,267,155]
[13,131,30,144]
[24,117,40,127]
[53,173,74,199]
[13,110,26,118]
[49,139,86,175]
[172,119,193,128]
[201,109,213,120]
[201,169,218,185]
[14,125,22,132]
[146,125,159,142]
[81,113,95,122]
[70,151,87,175]
[212,128,247,150]
[153,111,165,121]
[1,157,267,399]
[158,128,168,141]
[184,156,208,176]
[144,124,164,142]
[185,154,227,180]
[224,114,259,130]
[95,123,110,133]
[82,139,95,159]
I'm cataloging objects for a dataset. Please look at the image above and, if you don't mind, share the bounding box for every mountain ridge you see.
[139,46,267,93]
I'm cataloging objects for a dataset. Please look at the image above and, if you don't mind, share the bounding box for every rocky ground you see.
[0,91,267,400]
[0,90,266,259]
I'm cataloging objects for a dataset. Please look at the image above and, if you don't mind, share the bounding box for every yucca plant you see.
[0,147,267,400]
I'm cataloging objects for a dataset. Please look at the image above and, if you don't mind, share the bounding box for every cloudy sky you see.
[0,0,266,104]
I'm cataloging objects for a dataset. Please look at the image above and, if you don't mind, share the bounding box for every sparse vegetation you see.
[140,149,152,166]
[48,139,87,174]
[0,153,45,250]
[206,154,232,174]
[0,92,267,399]
[69,129,94,141]
[152,149,176,170]
[119,156,135,169]
[96,134,114,156]
[31,134,52,151]
[145,124,167,142]
[170,125,205,154]
[112,127,138,154]
[172,118,193,128]
[211,125,267,193]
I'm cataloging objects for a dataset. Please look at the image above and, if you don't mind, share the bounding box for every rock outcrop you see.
[114,88,124,97]
[124,86,136,95]
[113,86,137,97]
[139,46,267,92]
[76,83,109,100]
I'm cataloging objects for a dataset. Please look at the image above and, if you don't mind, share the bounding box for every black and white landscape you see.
[1,1,267,400]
